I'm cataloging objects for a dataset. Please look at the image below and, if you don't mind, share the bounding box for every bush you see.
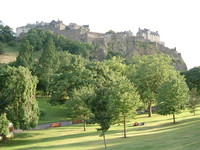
[0,43,4,54]
[39,110,46,118]
[8,41,17,47]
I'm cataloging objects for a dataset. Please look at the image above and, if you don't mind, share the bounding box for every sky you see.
[1,0,199,69]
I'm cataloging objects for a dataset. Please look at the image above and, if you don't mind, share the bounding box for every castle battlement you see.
[16,20,164,45]
[136,28,164,45]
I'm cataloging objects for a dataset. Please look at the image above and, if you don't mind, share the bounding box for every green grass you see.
[3,43,20,53]
[38,97,70,124]
[1,110,200,150]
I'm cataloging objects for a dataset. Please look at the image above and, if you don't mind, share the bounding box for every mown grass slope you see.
[1,109,200,150]
[0,43,19,64]
[38,97,70,124]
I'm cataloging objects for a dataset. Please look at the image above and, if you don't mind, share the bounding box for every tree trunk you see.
[148,102,152,117]
[103,132,107,150]
[83,115,86,131]
[173,113,176,124]
[123,115,126,138]
[83,121,86,131]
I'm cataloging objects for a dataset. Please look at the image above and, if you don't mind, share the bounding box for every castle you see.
[16,20,164,45]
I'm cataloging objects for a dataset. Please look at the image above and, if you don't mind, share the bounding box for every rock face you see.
[91,33,187,71]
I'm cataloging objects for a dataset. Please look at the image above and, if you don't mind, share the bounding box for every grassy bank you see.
[38,97,70,124]
[1,110,200,150]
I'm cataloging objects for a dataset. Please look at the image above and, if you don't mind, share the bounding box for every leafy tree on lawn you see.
[15,40,35,71]
[188,88,200,116]
[67,86,94,131]
[127,55,177,117]
[157,76,189,124]
[0,66,39,138]
[36,38,59,93]
[87,85,116,150]
[111,76,140,138]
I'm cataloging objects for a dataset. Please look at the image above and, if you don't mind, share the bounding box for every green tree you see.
[87,85,115,150]
[15,40,35,71]
[105,30,116,34]
[111,76,140,138]
[0,113,9,141]
[157,76,189,123]
[36,38,59,93]
[188,88,200,116]
[67,86,94,131]
[127,55,177,117]
[0,42,4,54]
[182,66,200,93]
[49,55,91,105]
[103,56,126,75]
[0,66,39,132]
[0,24,14,42]
[103,58,140,137]
[24,29,43,51]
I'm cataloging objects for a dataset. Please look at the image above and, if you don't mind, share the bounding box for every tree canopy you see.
[15,40,35,71]
[182,66,200,93]
[157,76,189,123]
[0,66,39,133]
[127,54,177,117]
[0,24,15,43]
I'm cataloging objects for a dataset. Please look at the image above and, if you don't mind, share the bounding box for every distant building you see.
[136,28,164,45]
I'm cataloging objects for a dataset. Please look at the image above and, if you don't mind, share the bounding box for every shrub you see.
[0,42,4,54]
[8,41,17,47]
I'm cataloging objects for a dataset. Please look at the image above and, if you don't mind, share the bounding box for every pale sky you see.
[1,0,199,69]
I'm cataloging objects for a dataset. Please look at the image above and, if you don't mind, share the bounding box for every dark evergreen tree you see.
[36,38,59,93]
[15,40,35,71]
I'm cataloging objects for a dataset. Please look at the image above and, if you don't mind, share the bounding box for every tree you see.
[67,86,94,131]
[36,38,59,93]
[111,76,140,138]
[49,55,91,105]
[23,29,43,51]
[87,86,116,150]
[0,66,39,135]
[182,66,200,93]
[103,56,126,75]
[105,30,116,34]
[157,76,189,123]
[127,55,177,117]
[0,24,14,43]
[15,40,35,71]
[188,88,200,116]
[0,42,4,54]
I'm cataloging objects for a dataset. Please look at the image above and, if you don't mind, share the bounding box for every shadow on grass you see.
[1,116,200,150]
[14,117,200,150]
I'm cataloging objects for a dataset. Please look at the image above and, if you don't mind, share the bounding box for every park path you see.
[14,121,72,133]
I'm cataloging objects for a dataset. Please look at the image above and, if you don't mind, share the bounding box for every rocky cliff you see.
[91,33,187,71]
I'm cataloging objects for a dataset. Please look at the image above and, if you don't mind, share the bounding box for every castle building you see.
[136,28,164,45]
[16,20,164,46]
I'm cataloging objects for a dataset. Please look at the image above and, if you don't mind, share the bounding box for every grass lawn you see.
[1,110,200,150]
[38,97,71,124]
[0,43,19,64]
